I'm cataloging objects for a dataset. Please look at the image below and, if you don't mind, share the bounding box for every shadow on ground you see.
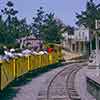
[0,61,64,100]
[0,86,20,100]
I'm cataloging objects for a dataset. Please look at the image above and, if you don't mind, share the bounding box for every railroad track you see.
[37,62,87,100]
[66,65,81,100]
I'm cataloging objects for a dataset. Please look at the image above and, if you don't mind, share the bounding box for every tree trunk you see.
[89,29,93,54]
[90,39,92,53]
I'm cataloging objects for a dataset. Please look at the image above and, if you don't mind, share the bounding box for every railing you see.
[0,49,62,91]
[87,77,100,100]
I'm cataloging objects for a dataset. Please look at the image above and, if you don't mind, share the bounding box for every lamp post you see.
[95,20,100,76]
[95,32,100,76]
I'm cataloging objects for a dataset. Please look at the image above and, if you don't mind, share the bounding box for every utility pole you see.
[95,20,100,76]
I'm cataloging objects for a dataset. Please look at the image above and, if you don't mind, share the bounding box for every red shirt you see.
[47,48,53,53]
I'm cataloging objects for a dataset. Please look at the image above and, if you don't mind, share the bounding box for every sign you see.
[95,20,100,29]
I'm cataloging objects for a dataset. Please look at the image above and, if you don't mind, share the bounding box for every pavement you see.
[75,66,96,100]
[62,50,81,61]
[12,65,65,100]
[5,51,96,100]
[12,63,97,100]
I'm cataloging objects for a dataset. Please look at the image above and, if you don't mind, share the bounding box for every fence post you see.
[13,59,16,78]
[28,56,30,71]
[0,61,2,90]
[49,53,52,64]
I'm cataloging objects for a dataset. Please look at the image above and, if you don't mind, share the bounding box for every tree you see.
[39,12,66,44]
[14,18,32,38]
[32,7,66,44]
[32,7,45,38]
[32,7,65,43]
[0,1,32,48]
[66,25,74,35]
[0,1,18,47]
[75,0,100,53]
[76,0,100,29]
[1,1,18,30]
[0,15,6,46]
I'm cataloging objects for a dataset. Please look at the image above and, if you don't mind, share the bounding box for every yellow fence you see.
[0,49,62,90]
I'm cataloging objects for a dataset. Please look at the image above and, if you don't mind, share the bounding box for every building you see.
[74,25,90,54]
[63,25,90,54]
[63,32,75,52]
[17,35,43,50]
[95,20,100,66]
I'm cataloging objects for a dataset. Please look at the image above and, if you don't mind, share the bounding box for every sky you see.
[0,0,100,26]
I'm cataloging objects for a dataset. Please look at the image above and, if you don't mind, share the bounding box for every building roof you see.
[16,34,39,43]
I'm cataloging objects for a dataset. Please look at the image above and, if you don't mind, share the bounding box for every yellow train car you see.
[0,45,62,91]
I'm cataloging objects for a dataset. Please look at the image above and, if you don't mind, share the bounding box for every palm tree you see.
[76,0,100,54]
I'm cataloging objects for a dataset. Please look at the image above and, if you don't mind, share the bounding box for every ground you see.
[0,51,94,100]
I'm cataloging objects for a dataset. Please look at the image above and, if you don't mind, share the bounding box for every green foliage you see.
[0,1,66,49]
[75,0,100,54]
[32,7,66,44]
[0,1,32,48]
[41,13,65,43]
[66,25,74,35]
[76,0,100,30]
[32,7,45,37]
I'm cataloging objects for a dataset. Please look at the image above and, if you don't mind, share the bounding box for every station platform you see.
[75,66,99,100]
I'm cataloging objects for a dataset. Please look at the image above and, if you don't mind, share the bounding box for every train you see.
[0,45,62,91]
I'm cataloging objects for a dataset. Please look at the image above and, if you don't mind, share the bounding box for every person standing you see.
[47,47,54,64]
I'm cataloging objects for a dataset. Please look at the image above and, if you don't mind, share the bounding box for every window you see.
[79,32,81,37]
[79,32,81,40]
[82,32,84,37]
[85,36,87,41]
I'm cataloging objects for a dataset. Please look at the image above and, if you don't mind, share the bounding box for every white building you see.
[63,32,75,52]
[74,25,90,42]
[63,25,90,54]
[95,20,100,66]
[74,25,90,54]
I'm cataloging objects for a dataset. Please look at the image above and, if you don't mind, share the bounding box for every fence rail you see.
[0,49,62,91]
